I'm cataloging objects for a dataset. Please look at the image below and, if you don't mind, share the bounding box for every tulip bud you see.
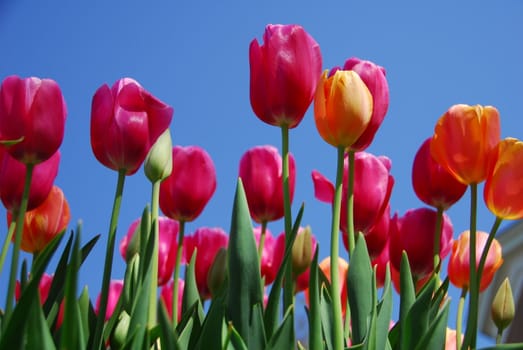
[110,311,130,349]
[491,278,515,332]
[144,129,173,182]
[292,226,313,278]
[207,247,228,297]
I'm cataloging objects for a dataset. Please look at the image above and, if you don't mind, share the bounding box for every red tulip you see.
[119,216,180,286]
[0,149,60,212]
[253,226,277,285]
[343,58,389,151]
[371,240,390,289]
[95,280,124,321]
[249,24,322,128]
[388,207,453,278]
[183,227,228,299]
[160,146,216,222]
[8,185,70,253]
[239,145,295,223]
[0,76,66,165]
[160,278,185,322]
[448,230,503,291]
[312,152,394,235]
[90,78,173,175]
[412,137,467,210]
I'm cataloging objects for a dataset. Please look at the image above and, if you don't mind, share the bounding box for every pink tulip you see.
[0,76,66,165]
[343,58,389,151]
[119,216,180,286]
[388,207,453,278]
[371,240,390,289]
[249,24,322,128]
[312,151,394,235]
[160,278,185,322]
[253,226,277,285]
[412,137,467,210]
[183,227,228,299]
[160,146,216,222]
[0,149,60,212]
[239,145,295,223]
[90,78,173,175]
[95,280,124,321]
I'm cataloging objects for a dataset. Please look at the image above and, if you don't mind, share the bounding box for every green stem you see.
[346,150,355,258]
[148,180,161,327]
[0,220,16,278]
[456,288,468,350]
[433,207,444,276]
[90,169,126,350]
[496,329,503,345]
[331,146,345,350]
[4,163,34,321]
[462,183,478,350]
[172,220,185,327]
[257,221,268,268]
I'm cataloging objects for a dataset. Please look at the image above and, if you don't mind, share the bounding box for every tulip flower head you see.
[253,226,277,285]
[160,278,185,322]
[484,137,523,220]
[239,145,296,223]
[431,104,500,185]
[90,78,173,175]
[448,230,503,291]
[249,24,322,128]
[95,279,124,321]
[0,75,67,165]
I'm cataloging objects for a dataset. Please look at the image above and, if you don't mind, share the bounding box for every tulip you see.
[445,328,465,350]
[183,227,228,299]
[159,146,216,222]
[491,278,515,332]
[370,240,390,289]
[249,24,322,128]
[239,145,295,223]
[448,230,503,291]
[0,149,60,212]
[314,69,373,148]
[388,207,453,278]
[8,185,70,253]
[0,76,66,165]
[144,129,173,183]
[412,137,467,210]
[253,226,277,285]
[160,278,185,322]
[484,138,523,220]
[431,104,500,185]
[95,280,124,321]
[90,78,173,175]
[119,216,180,286]
[312,152,394,235]
[343,57,389,151]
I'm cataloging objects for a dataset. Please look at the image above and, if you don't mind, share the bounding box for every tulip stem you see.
[90,169,126,350]
[456,288,468,350]
[3,163,34,322]
[346,150,355,258]
[172,220,186,328]
[330,146,345,350]
[462,183,478,350]
[148,180,161,328]
[433,207,444,275]
[257,221,267,270]
[0,220,16,279]
[477,217,502,288]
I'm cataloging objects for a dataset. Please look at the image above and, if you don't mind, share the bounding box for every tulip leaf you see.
[194,288,227,350]
[228,325,249,350]
[157,302,176,350]
[397,252,415,349]
[177,317,194,350]
[248,303,266,350]
[265,307,295,350]
[320,283,335,350]
[479,344,523,350]
[414,301,449,350]
[375,264,392,350]
[403,276,437,350]
[182,250,203,324]
[26,299,56,350]
[227,179,263,343]
[308,246,322,350]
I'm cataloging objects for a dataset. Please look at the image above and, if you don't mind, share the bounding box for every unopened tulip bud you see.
[145,129,173,182]
[292,226,313,278]
[207,247,228,297]
[110,311,130,349]
[491,278,515,331]
[122,224,141,262]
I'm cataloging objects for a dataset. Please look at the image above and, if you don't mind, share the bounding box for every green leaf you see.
[182,250,203,322]
[478,344,523,349]
[157,302,176,350]
[266,307,295,350]
[397,252,415,349]
[26,300,56,350]
[308,246,322,350]
[227,179,263,342]
[414,301,449,350]
[228,325,249,350]
[320,283,334,350]
[195,290,227,350]
[375,264,392,350]
[403,277,437,350]
[248,303,266,350]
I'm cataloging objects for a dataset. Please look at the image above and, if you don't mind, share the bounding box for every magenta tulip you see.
[183,227,228,299]
[388,207,453,278]
[95,280,124,321]
[160,146,216,222]
[160,278,185,322]
[0,149,60,212]
[120,216,180,286]
[249,24,322,128]
[239,145,295,223]
[412,137,467,210]
[0,76,66,165]
[253,226,277,285]
[90,78,173,175]
[343,58,389,151]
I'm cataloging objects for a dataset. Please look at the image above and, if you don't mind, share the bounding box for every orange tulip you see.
[8,185,70,253]
[431,104,500,185]
[314,69,373,148]
[448,230,503,292]
[484,137,523,220]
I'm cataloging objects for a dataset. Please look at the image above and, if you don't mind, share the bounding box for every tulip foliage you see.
[1,24,522,350]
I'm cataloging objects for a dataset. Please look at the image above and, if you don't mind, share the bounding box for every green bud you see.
[110,311,130,349]
[144,129,173,182]
[207,247,228,297]
[491,277,515,331]
[292,226,313,278]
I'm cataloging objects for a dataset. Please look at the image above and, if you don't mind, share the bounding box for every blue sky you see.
[1,0,522,346]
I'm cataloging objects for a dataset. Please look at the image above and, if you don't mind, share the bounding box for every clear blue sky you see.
[1,1,522,347]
